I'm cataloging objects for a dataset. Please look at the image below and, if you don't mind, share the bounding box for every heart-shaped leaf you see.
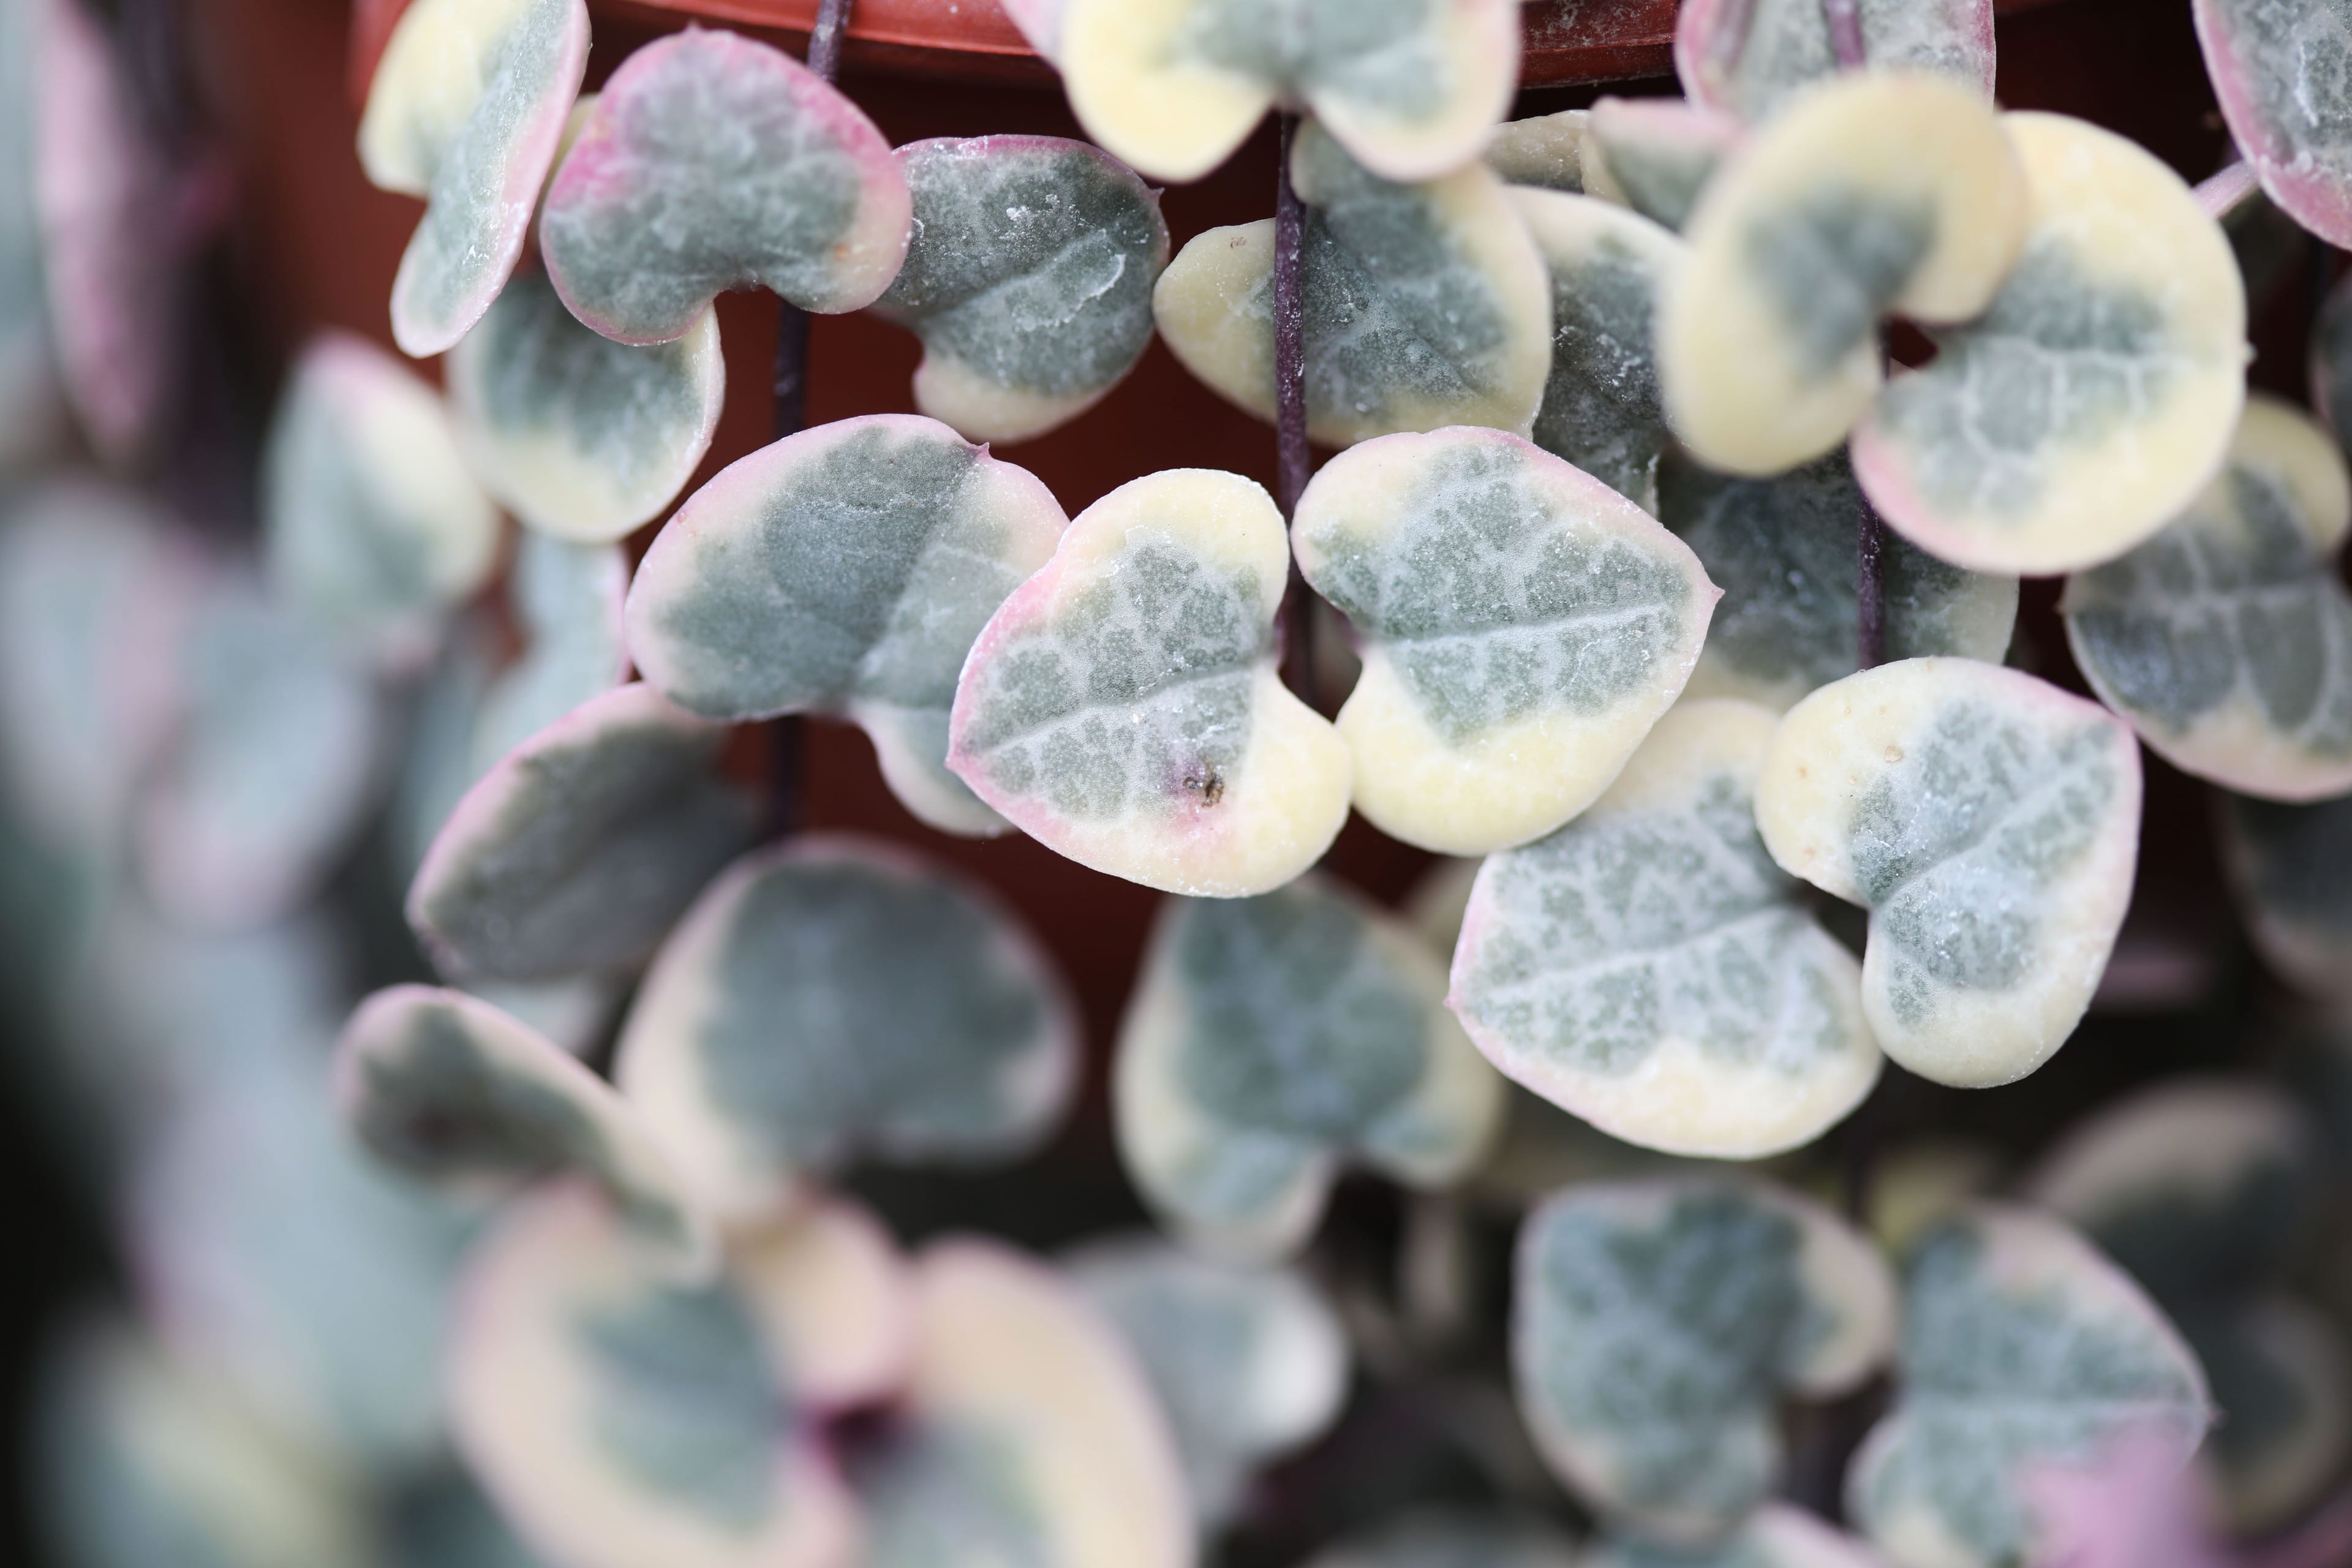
[1054,0,1520,184]
[1585,1507,1880,1568]
[1153,121,1551,449]
[612,837,1079,1225]
[1847,1205,2211,1568]
[1450,699,1880,1159]
[2064,396,2352,801]
[37,1321,375,1568]
[450,1186,908,1568]
[947,467,1351,896]
[1675,0,1995,124]
[538,28,910,347]
[2193,0,2352,247]
[1660,72,2029,477]
[334,984,715,1278]
[1303,1510,1578,1568]
[1488,109,1589,194]
[0,483,190,851]
[407,681,761,983]
[627,414,1066,837]
[1063,1233,1349,1526]
[447,267,724,545]
[851,1240,1193,1568]
[33,0,176,464]
[138,572,386,933]
[1511,1178,1895,1540]
[128,1061,474,1468]
[1292,426,1716,856]
[473,532,631,778]
[2028,1079,2345,1533]
[1512,190,1681,511]
[356,0,587,356]
[1580,97,1742,234]
[1116,875,1504,1261]
[1755,658,2142,1088]
[263,332,502,669]
[873,136,1167,447]
[2220,789,2352,1003]
[1853,113,2247,575]
[1663,449,2018,712]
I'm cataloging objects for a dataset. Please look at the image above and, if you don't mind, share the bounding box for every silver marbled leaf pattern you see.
[874,135,1167,445]
[1847,1207,2211,1568]
[626,414,1065,837]
[1512,1180,1893,1541]
[614,838,1077,1220]
[2195,0,2352,246]
[359,0,588,356]
[1662,450,2016,712]
[447,268,723,545]
[1449,701,1878,1159]
[2064,399,2352,800]
[1117,875,1501,1260]
[1675,0,1994,123]
[538,28,910,345]
[406,682,761,984]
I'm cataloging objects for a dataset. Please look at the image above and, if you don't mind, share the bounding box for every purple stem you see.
[767,0,855,835]
[1274,114,1316,707]
[1820,0,1868,69]
[1819,0,1886,671]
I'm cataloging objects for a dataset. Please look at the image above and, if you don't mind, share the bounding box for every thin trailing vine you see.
[1275,112,1317,709]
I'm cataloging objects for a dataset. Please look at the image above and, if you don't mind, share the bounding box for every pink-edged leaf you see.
[2194,0,2352,247]
[539,29,910,347]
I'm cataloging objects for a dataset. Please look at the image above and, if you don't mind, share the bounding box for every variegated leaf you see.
[2029,1079,2345,1533]
[1848,1206,2211,1568]
[450,1187,908,1568]
[406,682,761,983]
[1055,0,1520,184]
[2193,0,2352,247]
[1293,426,1714,855]
[36,1321,375,1568]
[1116,875,1504,1261]
[614,837,1078,1224]
[2064,395,2352,801]
[1450,701,1880,1159]
[851,1240,1193,1568]
[471,531,630,777]
[1487,108,1589,194]
[1854,113,2247,575]
[874,136,1167,446]
[138,572,385,933]
[627,414,1066,837]
[334,984,715,1277]
[263,331,501,668]
[1755,658,2141,1088]
[2220,788,2352,1003]
[1664,449,2017,712]
[1661,72,2028,477]
[356,0,587,356]
[1064,1234,1349,1526]
[1581,97,1741,233]
[1154,120,1550,449]
[947,468,1350,896]
[1512,1178,1895,1541]
[447,267,724,545]
[1675,0,1994,123]
[538,29,909,346]
[1512,190,1681,511]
